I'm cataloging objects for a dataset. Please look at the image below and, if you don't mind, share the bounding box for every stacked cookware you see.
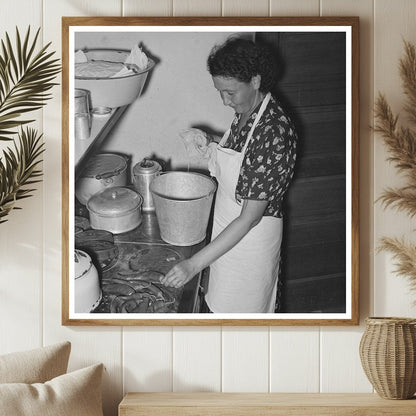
[74,154,161,312]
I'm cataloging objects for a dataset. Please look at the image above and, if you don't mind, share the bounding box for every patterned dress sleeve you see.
[236,100,297,217]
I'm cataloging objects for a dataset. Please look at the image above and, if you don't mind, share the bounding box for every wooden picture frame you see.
[62,16,359,326]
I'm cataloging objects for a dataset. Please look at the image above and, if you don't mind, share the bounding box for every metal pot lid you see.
[133,158,161,175]
[74,249,94,279]
[80,153,127,179]
[87,186,143,216]
[75,229,114,245]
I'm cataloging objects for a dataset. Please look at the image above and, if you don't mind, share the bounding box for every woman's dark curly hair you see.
[207,37,277,92]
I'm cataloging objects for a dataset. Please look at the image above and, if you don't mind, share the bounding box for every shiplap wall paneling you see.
[270,327,320,392]
[270,0,320,16]
[0,0,43,354]
[373,0,416,317]
[123,328,173,393]
[173,0,222,16]
[222,328,269,392]
[320,327,373,393]
[123,0,172,16]
[222,0,269,16]
[173,327,222,391]
[319,0,374,393]
[53,0,123,16]
[42,2,124,416]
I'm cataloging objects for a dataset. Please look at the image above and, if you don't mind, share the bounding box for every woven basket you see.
[359,317,416,399]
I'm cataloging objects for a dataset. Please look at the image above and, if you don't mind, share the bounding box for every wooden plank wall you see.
[256,31,347,312]
[1,1,416,415]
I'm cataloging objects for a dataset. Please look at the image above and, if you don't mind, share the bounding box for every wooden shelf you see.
[75,105,128,179]
[119,392,416,416]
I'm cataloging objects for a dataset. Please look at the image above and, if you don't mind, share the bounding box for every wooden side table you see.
[118,392,416,415]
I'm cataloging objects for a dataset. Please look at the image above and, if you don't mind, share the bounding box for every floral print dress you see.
[223,94,298,218]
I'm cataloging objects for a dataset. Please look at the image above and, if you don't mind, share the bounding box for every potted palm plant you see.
[0,27,60,223]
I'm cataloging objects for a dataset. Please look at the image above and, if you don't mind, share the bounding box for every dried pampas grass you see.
[376,40,416,296]
[378,237,416,295]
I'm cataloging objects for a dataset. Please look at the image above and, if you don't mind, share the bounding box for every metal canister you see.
[132,158,162,212]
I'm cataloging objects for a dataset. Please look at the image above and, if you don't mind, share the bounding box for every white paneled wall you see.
[222,327,269,392]
[173,327,221,392]
[1,1,416,415]
[270,327,320,392]
[373,0,416,317]
[124,0,172,16]
[0,0,44,354]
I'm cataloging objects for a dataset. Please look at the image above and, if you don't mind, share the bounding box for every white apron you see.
[206,93,283,313]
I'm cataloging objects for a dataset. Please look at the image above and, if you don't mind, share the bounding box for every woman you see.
[160,37,297,313]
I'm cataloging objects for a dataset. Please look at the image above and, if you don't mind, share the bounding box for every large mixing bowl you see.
[75,49,155,108]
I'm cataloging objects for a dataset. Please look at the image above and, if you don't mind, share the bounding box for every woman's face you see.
[212,75,260,114]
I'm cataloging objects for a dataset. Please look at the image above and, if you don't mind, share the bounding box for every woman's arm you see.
[160,198,268,288]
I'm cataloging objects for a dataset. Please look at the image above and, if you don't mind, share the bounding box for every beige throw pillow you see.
[0,363,104,416]
[0,341,71,384]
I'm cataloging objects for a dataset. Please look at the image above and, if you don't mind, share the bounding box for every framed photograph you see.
[62,16,359,326]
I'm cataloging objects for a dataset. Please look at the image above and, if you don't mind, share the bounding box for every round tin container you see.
[87,186,143,234]
[75,153,128,205]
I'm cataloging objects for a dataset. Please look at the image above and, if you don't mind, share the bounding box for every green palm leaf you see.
[0,27,60,141]
[0,27,59,224]
[0,26,59,224]
[0,127,45,223]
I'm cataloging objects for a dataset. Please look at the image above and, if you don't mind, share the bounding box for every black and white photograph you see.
[62,17,359,325]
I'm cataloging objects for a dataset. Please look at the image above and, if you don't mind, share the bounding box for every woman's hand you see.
[180,128,209,156]
[160,258,198,288]
[161,199,268,289]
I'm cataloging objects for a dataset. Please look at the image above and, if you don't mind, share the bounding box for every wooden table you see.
[118,392,416,415]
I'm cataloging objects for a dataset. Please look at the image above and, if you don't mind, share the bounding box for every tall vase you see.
[359,317,416,399]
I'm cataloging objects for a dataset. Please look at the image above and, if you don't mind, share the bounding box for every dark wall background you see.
[256,32,347,313]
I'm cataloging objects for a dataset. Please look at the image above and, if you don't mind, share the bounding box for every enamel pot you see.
[87,186,143,234]
[74,249,102,313]
[75,153,128,205]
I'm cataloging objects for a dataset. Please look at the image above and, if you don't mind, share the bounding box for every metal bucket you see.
[150,172,217,246]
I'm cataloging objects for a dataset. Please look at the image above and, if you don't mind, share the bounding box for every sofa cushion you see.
[0,363,104,416]
[0,341,71,384]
